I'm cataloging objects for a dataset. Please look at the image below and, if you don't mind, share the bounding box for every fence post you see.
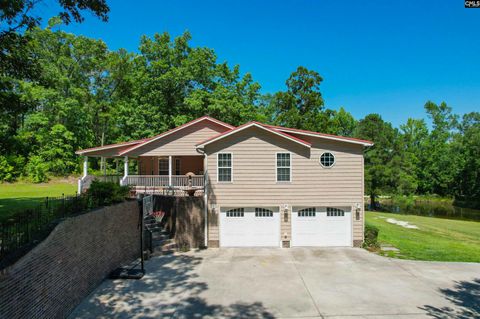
[62,193,65,218]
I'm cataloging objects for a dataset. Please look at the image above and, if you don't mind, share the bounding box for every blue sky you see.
[38,0,480,127]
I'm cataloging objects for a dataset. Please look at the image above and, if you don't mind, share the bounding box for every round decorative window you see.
[320,152,335,167]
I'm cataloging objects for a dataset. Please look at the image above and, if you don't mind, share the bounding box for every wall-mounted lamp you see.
[282,204,289,222]
[355,203,361,220]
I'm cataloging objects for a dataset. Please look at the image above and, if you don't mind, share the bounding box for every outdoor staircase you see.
[143,215,177,256]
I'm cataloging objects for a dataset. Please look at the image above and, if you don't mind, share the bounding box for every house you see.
[76,116,373,248]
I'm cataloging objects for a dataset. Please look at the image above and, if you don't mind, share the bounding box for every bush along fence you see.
[0,181,130,269]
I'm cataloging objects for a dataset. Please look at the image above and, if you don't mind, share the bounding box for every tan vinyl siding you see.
[128,121,229,157]
[205,126,365,242]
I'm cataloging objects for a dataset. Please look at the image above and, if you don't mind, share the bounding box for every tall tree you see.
[420,101,459,195]
[271,66,325,130]
[0,0,110,155]
[453,112,480,204]
[355,114,396,207]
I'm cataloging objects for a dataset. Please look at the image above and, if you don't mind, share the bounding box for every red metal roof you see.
[75,138,152,155]
[264,124,374,146]
[76,115,373,156]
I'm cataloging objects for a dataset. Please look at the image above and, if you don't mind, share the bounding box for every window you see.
[320,152,335,168]
[298,207,316,217]
[226,208,244,217]
[255,208,273,217]
[327,207,345,217]
[175,158,181,175]
[276,153,291,182]
[217,153,232,182]
[159,158,169,175]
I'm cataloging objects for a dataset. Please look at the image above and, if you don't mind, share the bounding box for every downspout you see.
[196,146,208,248]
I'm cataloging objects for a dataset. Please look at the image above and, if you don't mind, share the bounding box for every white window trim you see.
[275,152,292,183]
[217,152,233,183]
[320,151,336,168]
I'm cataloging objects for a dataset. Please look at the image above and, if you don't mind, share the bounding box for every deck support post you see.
[168,155,172,186]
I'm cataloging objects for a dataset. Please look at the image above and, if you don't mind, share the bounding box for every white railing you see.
[124,175,204,188]
[191,175,204,187]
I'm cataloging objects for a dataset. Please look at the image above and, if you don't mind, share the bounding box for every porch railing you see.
[124,175,204,189]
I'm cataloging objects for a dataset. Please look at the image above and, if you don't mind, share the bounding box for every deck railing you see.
[124,175,204,189]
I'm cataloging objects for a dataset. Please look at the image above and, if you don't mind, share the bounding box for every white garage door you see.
[292,207,352,247]
[220,207,280,247]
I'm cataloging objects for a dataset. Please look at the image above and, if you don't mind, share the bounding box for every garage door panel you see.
[292,208,352,247]
[220,210,280,247]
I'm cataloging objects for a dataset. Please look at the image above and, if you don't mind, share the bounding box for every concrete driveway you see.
[69,248,480,318]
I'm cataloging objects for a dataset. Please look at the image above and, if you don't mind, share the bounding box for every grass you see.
[0,179,77,222]
[366,211,480,263]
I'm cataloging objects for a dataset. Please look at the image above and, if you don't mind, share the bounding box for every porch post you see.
[122,156,129,186]
[204,153,208,247]
[78,156,88,194]
[168,155,172,186]
[83,156,88,178]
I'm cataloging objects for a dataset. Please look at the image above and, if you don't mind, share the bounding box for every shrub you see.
[87,180,130,207]
[25,155,49,183]
[0,156,15,182]
[363,223,380,248]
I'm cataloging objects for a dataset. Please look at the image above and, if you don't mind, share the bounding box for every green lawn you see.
[0,179,77,222]
[366,211,480,263]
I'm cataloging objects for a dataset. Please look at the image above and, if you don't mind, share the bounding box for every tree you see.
[453,112,480,205]
[113,31,262,141]
[398,118,429,194]
[324,107,357,136]
[420,101,459,195]
[271,66,325,130]
[355,114,396,207]
[0,1,110,159]
[1,0,109,39]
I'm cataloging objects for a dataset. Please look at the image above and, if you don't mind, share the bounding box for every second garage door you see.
[292,206,352,247]
[220,207,280,247]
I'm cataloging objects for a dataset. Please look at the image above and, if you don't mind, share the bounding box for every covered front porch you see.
[79,155,205,196]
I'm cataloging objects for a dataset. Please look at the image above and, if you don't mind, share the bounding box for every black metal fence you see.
[0,193,96,267]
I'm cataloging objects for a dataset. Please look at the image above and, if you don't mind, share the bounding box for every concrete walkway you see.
[69,248,480,318]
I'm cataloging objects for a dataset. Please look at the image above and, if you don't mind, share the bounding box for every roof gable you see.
[119,116,234,156]
[196,122,311,149]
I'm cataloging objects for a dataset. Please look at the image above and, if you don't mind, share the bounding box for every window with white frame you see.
[226,208,244,217]
[298,207,316,217]
[276,153,291,182]
[320,152,335,168]
[255,208,273,217]
[158,158,169,175]
[218,153,232,182]
[327,207,345,217]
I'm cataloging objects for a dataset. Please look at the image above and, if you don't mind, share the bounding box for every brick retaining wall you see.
[0,200,140,319]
